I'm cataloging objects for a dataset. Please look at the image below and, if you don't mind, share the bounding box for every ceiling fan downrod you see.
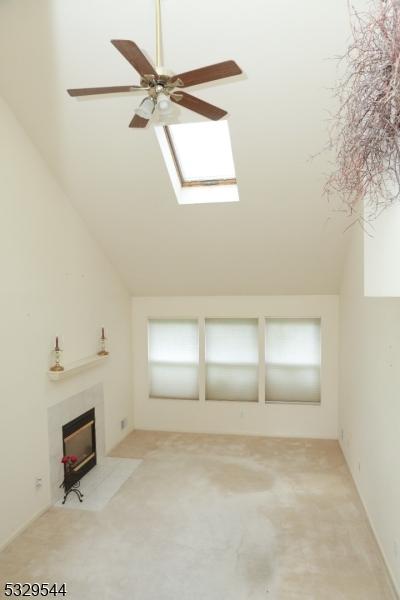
[155,0,163,70]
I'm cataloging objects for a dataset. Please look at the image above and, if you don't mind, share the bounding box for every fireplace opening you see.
[62,408,96,487]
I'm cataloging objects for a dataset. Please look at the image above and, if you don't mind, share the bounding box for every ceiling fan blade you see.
[67,85,144,97]
[174,60,242,88]
[129,114,149,128]
[171,91,227,120]
[111,40,158,78]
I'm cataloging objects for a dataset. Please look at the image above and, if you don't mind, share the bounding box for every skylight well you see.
[155,120,239,205]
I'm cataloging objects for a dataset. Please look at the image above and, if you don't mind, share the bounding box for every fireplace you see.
[62,408,96,488]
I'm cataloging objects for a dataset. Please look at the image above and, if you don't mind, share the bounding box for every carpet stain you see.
[0,431,395,600]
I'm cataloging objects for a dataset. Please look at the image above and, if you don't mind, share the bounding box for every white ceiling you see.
[0,0,357,295]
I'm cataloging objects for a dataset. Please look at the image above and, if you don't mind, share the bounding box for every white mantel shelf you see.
[47,354,109,381]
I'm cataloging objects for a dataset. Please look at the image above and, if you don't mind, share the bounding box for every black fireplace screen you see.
[62,408,96,486]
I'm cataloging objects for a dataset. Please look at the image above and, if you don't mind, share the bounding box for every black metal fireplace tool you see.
[59,477,84,504]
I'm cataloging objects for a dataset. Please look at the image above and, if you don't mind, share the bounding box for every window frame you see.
[147,317,200,401]
[163,126,237,189]
[264,316,322,406]
[204,317,260,403]
[146,315,323,406]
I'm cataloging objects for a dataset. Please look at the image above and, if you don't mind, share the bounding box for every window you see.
[265,318,321,404]
[148,319,199,400]
[165,121,236,187]
[155,121,239,205]
[205,319,259,402]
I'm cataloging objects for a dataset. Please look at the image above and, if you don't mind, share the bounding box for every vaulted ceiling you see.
[0,0,358,295]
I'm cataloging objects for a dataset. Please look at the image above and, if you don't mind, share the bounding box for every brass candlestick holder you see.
[98,327,109,356]
[50,336,64,372]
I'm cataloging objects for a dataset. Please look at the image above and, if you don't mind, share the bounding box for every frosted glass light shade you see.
[148,319,199,400]
[157,93,171,113]
[265,318,321,403]
[205,319,259,402]
[136,97,155,119]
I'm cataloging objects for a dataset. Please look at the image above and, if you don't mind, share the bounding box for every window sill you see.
[265,400,321,406]
[149,396,199,401]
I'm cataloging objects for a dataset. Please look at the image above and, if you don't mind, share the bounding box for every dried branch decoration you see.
[326,0,400,219]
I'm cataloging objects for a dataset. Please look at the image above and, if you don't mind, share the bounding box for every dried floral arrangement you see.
[326,0,400,220]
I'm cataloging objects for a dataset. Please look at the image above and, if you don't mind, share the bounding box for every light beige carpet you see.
[0,431,396,599]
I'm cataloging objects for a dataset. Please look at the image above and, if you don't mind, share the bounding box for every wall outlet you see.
[340,428,344,442]
[35,477,43,489]
[121,417,128,430]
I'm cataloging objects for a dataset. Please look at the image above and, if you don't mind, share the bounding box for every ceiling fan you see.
[67,0,242,128]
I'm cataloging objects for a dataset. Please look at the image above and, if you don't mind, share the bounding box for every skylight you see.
[155,120,239,205]
[166,121,236,185]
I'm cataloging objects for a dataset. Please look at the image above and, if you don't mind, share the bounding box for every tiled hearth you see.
[47,384,105,503]
[55,457,142,511]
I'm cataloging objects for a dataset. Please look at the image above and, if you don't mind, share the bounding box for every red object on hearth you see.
[61,454,78,465]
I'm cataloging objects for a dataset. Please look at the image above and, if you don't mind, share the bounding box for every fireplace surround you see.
[47,384,105,503]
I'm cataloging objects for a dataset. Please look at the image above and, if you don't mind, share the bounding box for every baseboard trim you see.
[0,429,135,555]
[0,504,51,554]
[339,440,400,599]
[106,425,135,455]
[133,424,337,440]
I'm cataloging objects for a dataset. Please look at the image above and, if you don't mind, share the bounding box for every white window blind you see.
[265,318,321,404]
[148,319,199,400]
[205,319,259,402]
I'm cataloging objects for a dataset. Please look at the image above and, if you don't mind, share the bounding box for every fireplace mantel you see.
[48,354,108,381]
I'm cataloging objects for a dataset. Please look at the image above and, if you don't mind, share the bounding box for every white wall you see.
[132,295,339,439]
[364,202,400,297]
[0,97,133,549]
[339,227,400,593]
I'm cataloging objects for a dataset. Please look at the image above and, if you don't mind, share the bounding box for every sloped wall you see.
[0,97,133,549]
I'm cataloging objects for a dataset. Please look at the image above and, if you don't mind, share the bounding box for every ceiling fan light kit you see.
[67,0,242,128]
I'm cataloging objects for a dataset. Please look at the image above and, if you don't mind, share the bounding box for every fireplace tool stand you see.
[60,478,84,504]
